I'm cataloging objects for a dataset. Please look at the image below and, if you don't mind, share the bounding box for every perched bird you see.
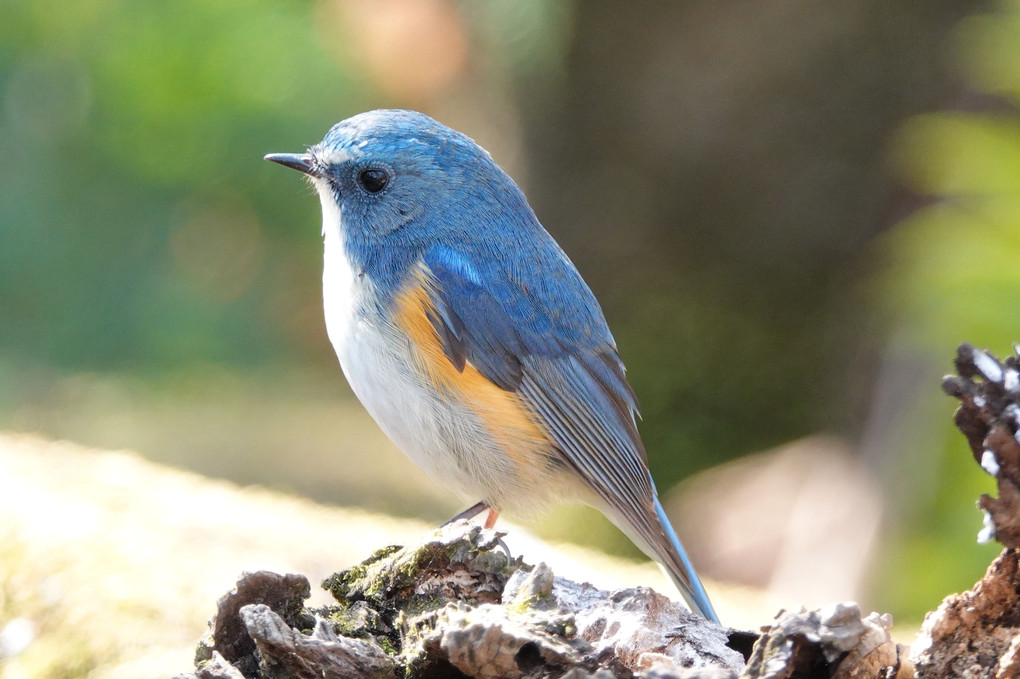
[265,110,718,622]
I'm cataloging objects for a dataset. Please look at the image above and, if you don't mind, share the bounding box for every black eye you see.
[357,168,389,193]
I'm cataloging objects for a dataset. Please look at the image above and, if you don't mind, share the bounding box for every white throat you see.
[315,181,360,353]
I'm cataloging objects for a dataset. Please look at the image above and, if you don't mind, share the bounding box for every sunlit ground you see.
[0,363,457,520]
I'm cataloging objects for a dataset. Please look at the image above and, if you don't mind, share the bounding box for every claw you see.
[443,501,488,526]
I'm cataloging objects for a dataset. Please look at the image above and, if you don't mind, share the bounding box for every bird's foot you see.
[443,501,487,526]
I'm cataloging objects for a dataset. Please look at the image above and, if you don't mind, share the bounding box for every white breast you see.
[317,185,492,501]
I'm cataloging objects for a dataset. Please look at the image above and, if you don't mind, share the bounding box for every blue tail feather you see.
[654,497,719,623]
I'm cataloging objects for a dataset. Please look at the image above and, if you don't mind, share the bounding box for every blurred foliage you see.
[884,1,1020,352]
[874,0,1020,620]
[0,0,367,372]
[518,0,980,499]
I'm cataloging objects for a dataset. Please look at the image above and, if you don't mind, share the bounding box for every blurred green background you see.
[2,0,1019,631]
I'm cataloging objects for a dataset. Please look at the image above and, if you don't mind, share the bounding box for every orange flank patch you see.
[393,267,551,477]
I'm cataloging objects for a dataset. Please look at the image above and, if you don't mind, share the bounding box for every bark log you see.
[174,525,911,678]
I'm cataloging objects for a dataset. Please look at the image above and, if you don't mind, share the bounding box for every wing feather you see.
[420,245,657,538]
[518,357,651,522]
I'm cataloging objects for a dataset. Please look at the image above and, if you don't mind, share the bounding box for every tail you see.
[653,496,719,623]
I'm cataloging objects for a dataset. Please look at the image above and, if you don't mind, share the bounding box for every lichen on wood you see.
[174,521,925,678]
[176,523,745,678]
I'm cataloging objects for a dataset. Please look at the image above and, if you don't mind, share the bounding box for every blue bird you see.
[265,110,718,622]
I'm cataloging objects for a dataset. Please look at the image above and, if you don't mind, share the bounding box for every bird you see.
[265,109,718,622]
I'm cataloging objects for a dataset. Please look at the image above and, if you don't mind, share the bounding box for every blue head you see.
[266,110,542,289]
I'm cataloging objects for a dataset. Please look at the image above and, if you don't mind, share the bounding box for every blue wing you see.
[422,244,640,434]
[421,244,717,621]
[421,244,653,534]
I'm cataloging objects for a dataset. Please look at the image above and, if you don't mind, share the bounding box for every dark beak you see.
[264,153,316,176]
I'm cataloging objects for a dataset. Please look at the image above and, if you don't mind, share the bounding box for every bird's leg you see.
[443,501,488,526]
[443,503,511,560]
[484,508,500,529]
[442,502,501,529]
